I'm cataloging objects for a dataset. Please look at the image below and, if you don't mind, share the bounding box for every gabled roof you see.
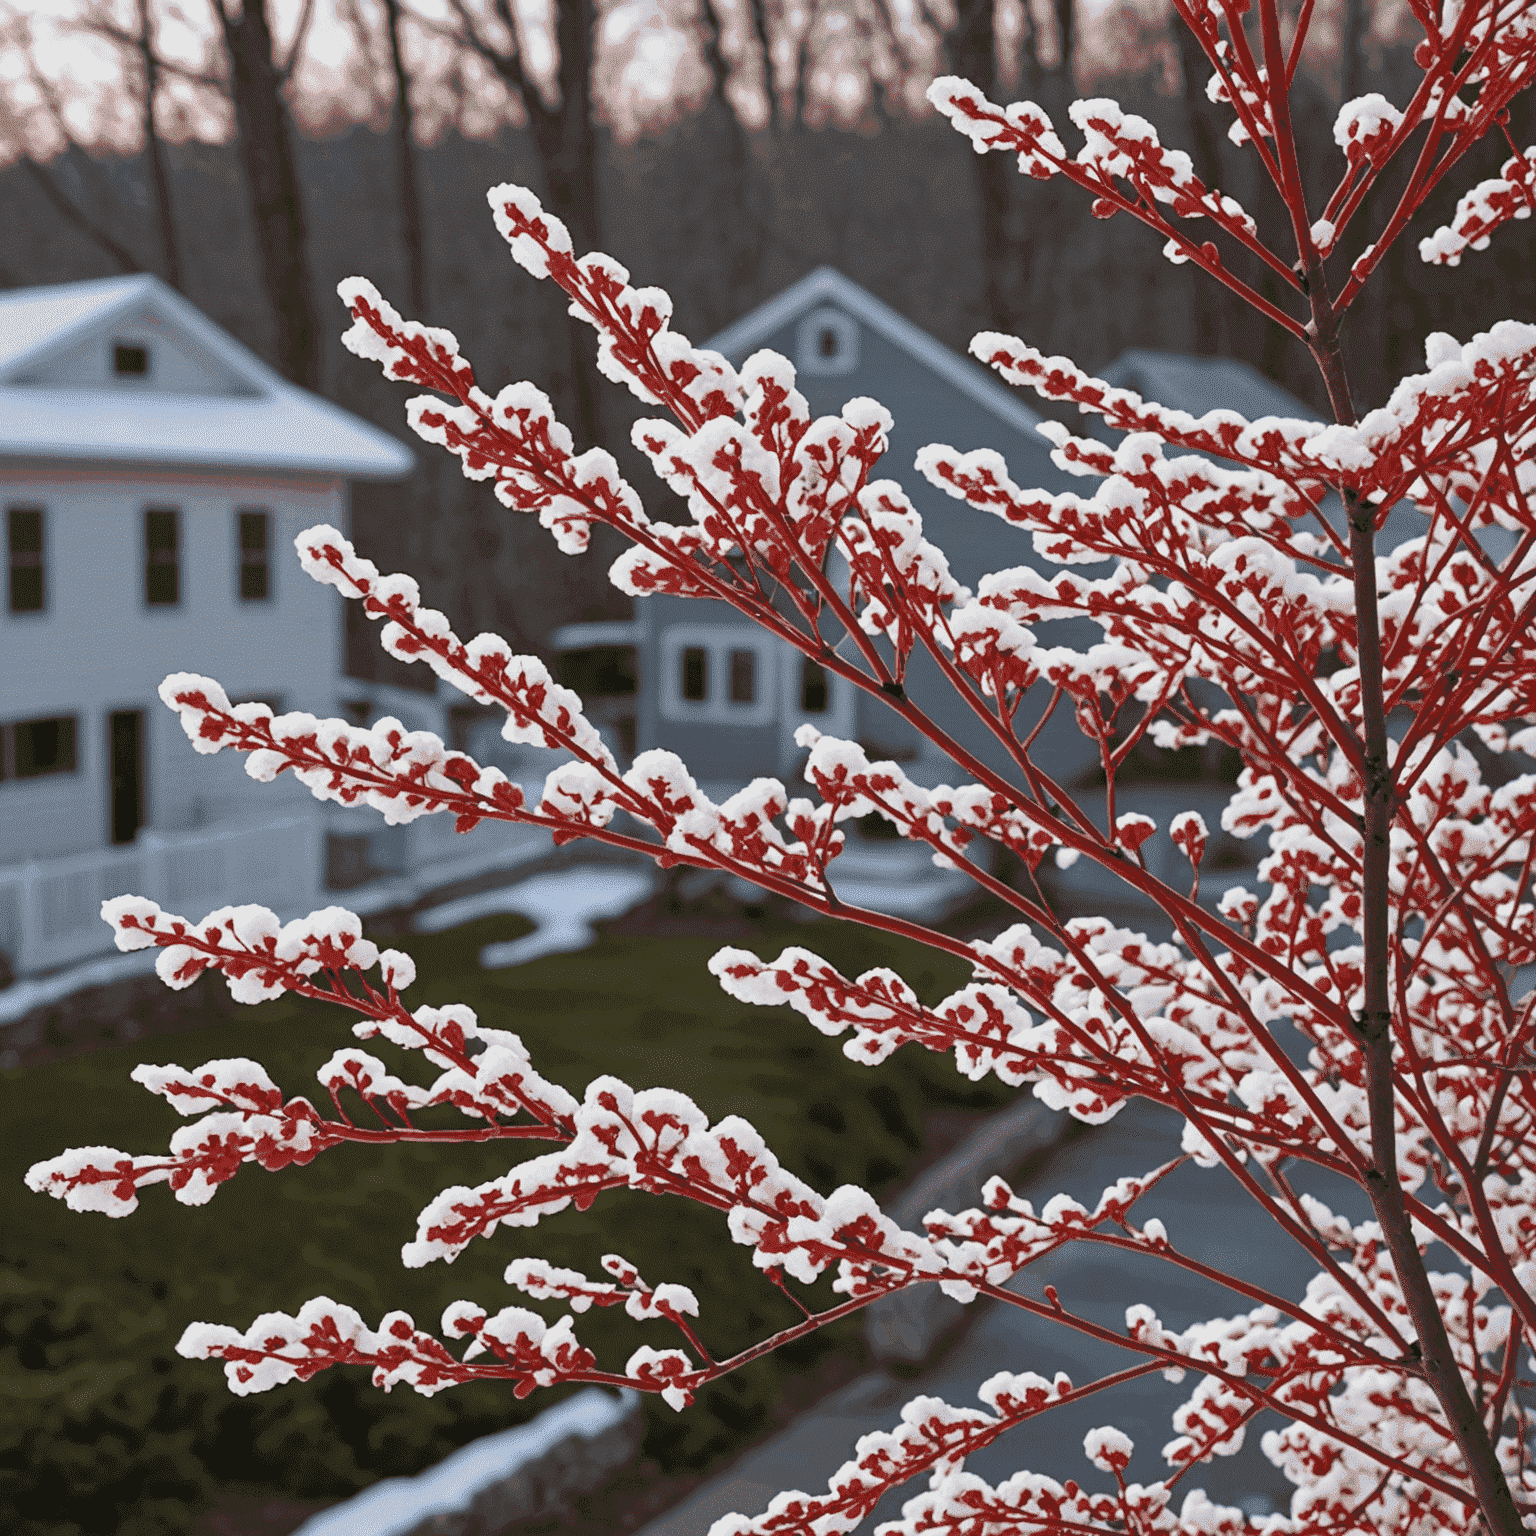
[1097,349,1321,425]
[703,266,1047,440]
[0,274,414,479]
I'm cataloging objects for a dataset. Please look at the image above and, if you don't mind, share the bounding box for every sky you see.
[0,0,950,163]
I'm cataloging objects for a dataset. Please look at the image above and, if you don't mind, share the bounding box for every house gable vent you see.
[796,307,858,376]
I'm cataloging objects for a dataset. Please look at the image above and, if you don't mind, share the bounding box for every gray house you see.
[544,275,1377,925]
[0,274,414,978]
[555,267,1104,798]
[553,275,1352,796]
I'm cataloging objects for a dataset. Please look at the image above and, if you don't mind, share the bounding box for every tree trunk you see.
[946,0,1014,330]
[217,0,320,390]
[135,0,183,292]
[381,0,427,317]
[1175,18,1224,354]
[699,0,766,307]
[513,0,603,447]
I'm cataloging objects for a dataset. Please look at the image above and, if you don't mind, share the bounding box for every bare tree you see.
[68,0,190,289]
[207,0,322,389]
[16,154,146,275]
[2,13,155,278]
[436,0,603,446]
[696,0,767,302]
[380,0,427,318]
[944,0,1012,327]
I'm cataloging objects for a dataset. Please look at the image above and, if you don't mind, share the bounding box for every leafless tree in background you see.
[437,0,604,447]
[2,9,154,278]
[379,0,427,317]
[72,0,189,289]
[922,0,1077,331]
[208,0,322,389]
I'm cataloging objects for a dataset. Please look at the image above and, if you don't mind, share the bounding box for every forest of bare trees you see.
[3,0,1533,688]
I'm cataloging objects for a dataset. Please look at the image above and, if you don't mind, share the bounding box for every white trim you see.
[703,266,1045,439]
[797,307,859,376]
[0,275,414,479]
[659,624,778,726]
[549,619,641,650]
[1,274,283,394]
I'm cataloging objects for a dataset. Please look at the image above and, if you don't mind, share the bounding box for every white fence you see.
[0,812,324,979]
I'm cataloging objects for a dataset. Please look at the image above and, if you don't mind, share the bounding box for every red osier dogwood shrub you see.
[26,0,1536,1530]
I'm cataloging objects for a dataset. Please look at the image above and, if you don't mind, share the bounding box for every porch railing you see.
[0,813,324,980]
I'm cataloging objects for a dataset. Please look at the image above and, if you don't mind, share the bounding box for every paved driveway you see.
[637,1097,1367,1534]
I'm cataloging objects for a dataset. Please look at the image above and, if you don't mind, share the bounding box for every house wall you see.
[635,301,1104,795]
[0,462,345,865]
[13,300,254,396]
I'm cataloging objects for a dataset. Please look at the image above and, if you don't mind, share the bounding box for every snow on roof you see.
[703,266,1047,440]
[0,275,154,375]
[1098,349,1322,424]
[0,274,414,479]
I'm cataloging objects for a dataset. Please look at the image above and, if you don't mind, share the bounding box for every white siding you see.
[1,465,345,866]
[13,300,254,395]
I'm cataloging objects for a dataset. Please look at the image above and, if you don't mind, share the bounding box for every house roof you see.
[1096,349,1321,425]
[703,267,1048,441]
[0,274,414,480]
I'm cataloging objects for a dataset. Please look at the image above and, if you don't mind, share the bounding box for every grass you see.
[2,900,1016,1536]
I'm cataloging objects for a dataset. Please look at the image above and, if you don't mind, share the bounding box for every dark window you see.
[110,711,144,844]
[800,658,829,713]
[818,327,838,358]
[145,508,179,606]
[114,342,149,376]
[681,646,708,702]
[238,509,270,601]
[7,506,44,614]
[14,716,76,778]
[729,648,756,704]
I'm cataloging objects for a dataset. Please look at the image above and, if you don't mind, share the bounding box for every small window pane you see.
[729,648,756,704]
[15,715,77,777]
[7,506,44,614]
[681,646,708,702]
[145,510,177,551]
[239,510,269,552]
[145,508,179,606]
[8,507,41,554]
[238,509,270,601]
[114,342,149,376]
[800,658,829,713]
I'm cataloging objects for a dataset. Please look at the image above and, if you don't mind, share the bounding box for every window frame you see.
[0,714,79,782]
[659,626,777,726]
[144,506,181,608]
[237,507,272,603]
[796,307,859,377]
[6,504,45,615]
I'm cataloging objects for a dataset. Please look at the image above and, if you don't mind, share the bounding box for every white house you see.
[0,273,414,980]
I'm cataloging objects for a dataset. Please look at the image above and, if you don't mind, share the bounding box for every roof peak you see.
[704,266,1046,439]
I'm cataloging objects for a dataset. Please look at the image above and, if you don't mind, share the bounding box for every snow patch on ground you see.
[413,864,657,968]
[291,1386,637,1536]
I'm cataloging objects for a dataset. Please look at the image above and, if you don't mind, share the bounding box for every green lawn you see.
[2,905,1015,1536]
